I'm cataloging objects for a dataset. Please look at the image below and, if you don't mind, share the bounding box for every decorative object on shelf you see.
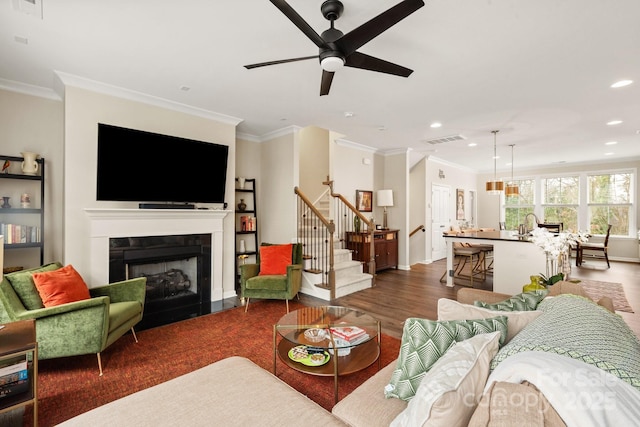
[505,144,519,197]
[20,151,39,175]
[2,160,9,174]
[355,189,372,212]
[529,227,588,285]
[239,239,246,253]
[237,199,247,212]
[485,130,504,194]
[237,177,245,189]
[20,193,31,208]
[353,215,361,233]
[377,189,394,229]
[1,196,11,209]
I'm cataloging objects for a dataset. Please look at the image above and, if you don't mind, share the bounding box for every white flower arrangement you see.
[529,227,589,285]
[529,227,589,257]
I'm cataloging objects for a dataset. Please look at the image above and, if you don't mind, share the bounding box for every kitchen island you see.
[443,231,547,295]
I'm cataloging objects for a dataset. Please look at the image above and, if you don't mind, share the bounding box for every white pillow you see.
[390,331,501,427]
[437,298,542,343]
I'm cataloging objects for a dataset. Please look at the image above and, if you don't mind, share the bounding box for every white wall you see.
[258,129,299,244]
[0,88,64,268]
[332,140,375,210]
[299,126,329,201]
[409,158,427,264]
[381,151,410,270]
[62,84,239,297]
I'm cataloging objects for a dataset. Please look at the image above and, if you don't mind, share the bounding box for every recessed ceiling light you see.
[378,126,386,131]
[344,111,354,118]
[605,141,618,145]
[493,156,500,160]
[430,122,442,128]
[604,152,614,156]
[607,120,623,126]
[468,143,477,147]
[611,80,633,88]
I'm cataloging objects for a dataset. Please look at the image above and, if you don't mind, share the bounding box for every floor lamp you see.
[377,189,394,230]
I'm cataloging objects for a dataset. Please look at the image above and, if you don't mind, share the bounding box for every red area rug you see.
[30,300,401,426]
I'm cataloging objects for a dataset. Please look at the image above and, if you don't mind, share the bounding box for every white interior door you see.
[431,184,450,260]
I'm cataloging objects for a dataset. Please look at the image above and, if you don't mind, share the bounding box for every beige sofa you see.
[59,284,637,427]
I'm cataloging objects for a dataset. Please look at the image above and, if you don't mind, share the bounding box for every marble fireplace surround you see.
[84,208,229,301]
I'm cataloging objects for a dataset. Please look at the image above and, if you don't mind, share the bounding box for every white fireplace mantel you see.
[84,208,230,300]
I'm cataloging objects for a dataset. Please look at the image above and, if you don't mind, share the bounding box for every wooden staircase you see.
[295,189,373,301]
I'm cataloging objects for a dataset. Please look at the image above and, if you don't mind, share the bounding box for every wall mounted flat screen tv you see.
[97,123,229,205]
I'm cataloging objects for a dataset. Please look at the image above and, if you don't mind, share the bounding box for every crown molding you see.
[0,77,61,101]
[54,71,243,126]
[334,138,377,153]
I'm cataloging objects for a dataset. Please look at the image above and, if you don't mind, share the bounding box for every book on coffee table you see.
[329,326,366,341]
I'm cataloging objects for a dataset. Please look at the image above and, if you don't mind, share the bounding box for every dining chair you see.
[576,224,611,268]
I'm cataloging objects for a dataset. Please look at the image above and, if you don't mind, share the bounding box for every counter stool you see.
[472,244,494,275]
[440,244,486,287]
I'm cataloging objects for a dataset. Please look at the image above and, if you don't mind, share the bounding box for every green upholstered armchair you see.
[0,262,146,375]
[240,243,302,313]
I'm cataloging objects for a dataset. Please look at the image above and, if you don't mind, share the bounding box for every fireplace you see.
[109,234,211,330]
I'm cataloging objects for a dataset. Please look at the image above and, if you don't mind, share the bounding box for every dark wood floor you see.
[303,258,640,339]
[222,257,640,340]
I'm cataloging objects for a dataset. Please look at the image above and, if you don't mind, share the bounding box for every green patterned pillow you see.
[384,316,508,401]
[5,262,62,310]
[474,290,548,312]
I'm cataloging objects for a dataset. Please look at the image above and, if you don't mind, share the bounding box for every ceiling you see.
[1,0,639,173]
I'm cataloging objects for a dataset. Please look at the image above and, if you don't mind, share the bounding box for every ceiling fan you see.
[244,0,425,96]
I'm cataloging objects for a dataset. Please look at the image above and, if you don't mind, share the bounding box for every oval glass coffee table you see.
[273,305,381,404]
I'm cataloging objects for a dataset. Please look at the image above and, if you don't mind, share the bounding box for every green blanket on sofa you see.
[490,294,640,391]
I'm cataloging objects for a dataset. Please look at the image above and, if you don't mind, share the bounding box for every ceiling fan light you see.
[321,56,344,72]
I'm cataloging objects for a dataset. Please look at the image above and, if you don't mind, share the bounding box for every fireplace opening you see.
[109,234,211,330]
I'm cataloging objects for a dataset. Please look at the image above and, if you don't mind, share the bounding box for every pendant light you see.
[505,144,519,197]
[485,130,504,194]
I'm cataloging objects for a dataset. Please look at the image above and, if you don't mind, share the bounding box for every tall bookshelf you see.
[235,178,258,290]
[0,154,45,266]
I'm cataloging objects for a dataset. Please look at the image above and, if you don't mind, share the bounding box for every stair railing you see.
[410,224,426,237]
[323,178,376,279]
[294,186,336,299]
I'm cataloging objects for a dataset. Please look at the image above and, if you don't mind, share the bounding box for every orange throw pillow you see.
[32,264,91,307]
[259,244,293,276]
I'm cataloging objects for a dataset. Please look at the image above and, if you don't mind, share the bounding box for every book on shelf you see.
[330,325,367,341]
[0,379,29,399]
[0,223,41,244]
[240,216,257,232]
[0,369,28,387]
[0,358,27,378]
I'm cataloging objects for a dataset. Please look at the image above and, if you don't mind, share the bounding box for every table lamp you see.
[377,189,394,230]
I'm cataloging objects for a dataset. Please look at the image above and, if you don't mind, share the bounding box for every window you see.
[541,176,579,231]
[588,173,632,235]
[501,169,635,237]
[504,179,535,230]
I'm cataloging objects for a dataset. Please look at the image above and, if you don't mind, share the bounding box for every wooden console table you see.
[345,229,398,273]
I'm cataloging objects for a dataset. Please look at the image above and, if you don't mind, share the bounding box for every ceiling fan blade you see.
[336,0,425,55]
[270,0,328,49]
[244,55,318,69]
[345,52,413,77]
[320,70,334,96]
